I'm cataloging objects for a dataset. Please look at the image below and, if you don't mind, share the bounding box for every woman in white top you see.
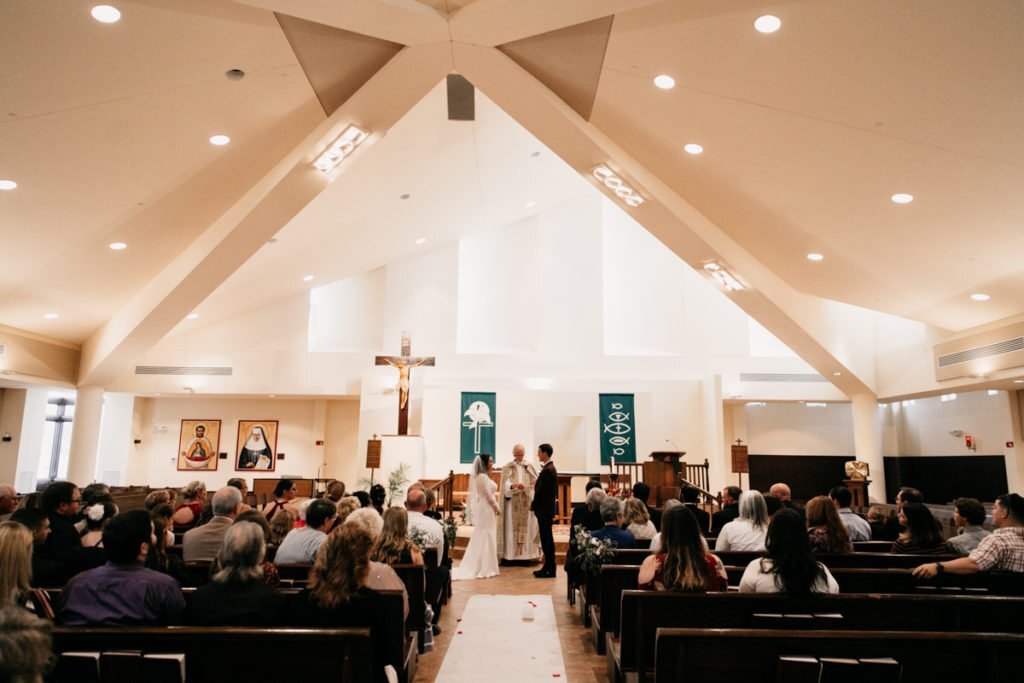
[452,454,501,580]
[623,497,657,540]
[714,490,769,552]
[739,508,839,594]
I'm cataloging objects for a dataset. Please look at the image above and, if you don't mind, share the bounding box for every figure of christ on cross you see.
[375,332,435,436]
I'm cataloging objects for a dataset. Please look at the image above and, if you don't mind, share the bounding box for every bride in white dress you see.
[452,454,501,580]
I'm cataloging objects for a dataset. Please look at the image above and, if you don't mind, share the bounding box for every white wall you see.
[94,393,135,485]
[0,387,49,492]
[738,402,857,456]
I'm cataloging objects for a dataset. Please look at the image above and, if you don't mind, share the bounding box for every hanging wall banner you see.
[460,392,496,464]
[600,394,637,465]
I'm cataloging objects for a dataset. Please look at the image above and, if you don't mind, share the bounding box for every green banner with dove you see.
[460,392,496,464]
[599,393,636,465]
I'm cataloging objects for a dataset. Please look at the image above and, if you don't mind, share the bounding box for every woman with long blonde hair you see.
[0,522,34,607]
[372,507,424,566]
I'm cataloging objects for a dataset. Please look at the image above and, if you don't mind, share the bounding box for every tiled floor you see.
[414,565,607,682]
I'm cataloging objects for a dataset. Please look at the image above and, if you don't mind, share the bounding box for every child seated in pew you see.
[739,509,839,594]
[638,507,727,592]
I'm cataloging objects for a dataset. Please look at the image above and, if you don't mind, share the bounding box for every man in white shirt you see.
[274,499,337,563]
[406,488,447,634]
[829,486,872,542]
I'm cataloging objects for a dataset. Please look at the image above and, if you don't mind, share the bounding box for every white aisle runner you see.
[434,594,568,682]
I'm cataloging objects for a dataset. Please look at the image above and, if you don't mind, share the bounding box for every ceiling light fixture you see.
[940,393,957,402]
[970,293,990,302]
[43,313,59,320]
[303,275,314,282]
[209,135,230,146]
[754,15,781,33]
[806,402,827,408]
[683,143,703,155]
[415,238,427,246]
[91,5,121,23]
[313,124,368,173]
[702,261,746,292]
[186,313,199,320]
[0,180,17,191]
[832,371,843,376]
[653,75,675,90]
[591,164,645,208]
[109,242,127,250]
[891,193,914,204]
[807,253,824,261]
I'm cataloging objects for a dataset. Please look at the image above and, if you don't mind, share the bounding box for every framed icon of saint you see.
[178,419,221,472]
[235,420,278,471]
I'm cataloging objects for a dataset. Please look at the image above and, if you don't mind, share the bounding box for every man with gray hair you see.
[0,483,17,521]
[183,486,242,562]
[590,497,636,548]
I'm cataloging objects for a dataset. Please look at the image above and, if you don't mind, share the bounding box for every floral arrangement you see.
[442,512,462,548]
[571,524,618,574]
[409,526,430,552]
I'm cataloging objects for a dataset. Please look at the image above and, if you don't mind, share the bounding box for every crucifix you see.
[375,332,435,435]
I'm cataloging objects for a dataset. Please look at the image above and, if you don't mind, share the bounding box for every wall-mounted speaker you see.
[219,452,228,459]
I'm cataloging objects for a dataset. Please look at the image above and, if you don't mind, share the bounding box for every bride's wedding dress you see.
[452,469,500,580]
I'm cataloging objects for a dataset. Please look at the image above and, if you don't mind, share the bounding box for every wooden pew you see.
[51,626,373,683]
[725,567,1024,595]
[579,548,650,626]
[610,591,1024,683]
[654,628,1024,683]
[854,540,895,553]
[716,550,961,570]
[391,563,428,653]
[589,565,641,654]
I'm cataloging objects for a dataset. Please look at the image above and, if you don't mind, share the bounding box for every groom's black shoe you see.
[533,569,556,578]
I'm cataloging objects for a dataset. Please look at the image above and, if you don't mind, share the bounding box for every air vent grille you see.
[937,337,1024,368]
[135,366,233,376]
[740,373,827,383]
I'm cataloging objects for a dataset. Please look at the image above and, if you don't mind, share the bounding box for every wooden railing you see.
[424,470,457,524]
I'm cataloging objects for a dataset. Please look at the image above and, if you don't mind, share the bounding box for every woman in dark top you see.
[185,522,287,626]
[232,510,280,586]
[805,495,852,554]
[740,509,839,593]
[638,506,727,592]
[372,507,424,566]
[891,502,946,554]
[291,524,392,683]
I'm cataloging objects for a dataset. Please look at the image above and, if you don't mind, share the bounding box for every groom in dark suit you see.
[531,443,557,578]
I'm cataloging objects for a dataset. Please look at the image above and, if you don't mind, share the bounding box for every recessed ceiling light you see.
[109,242,127,251]
[683,143,703,155]
[1015,380,1024,384]
[225,69,246,81]
[209,135,230,146]
[303,275,314,282]
[43,313,59,320]
[832,371,843,376]
[890,193,914,204]
[970,293,990,301]
[186,313,199,320]
[754,15,781,33]
[807,253,824,262]
[415,238,427,246]
[653,75,676,90]
[0,180,17,191]
[91,5,121,23]
[400,193,411,200]
[525,201,536,208]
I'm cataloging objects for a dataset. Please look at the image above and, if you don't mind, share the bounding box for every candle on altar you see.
[610,456,615,469]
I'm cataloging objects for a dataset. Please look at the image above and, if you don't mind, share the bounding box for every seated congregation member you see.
[268,508,298,546]
[622,497,656,540]
[183,486,242,563]
[353,490,372,508]
[638,507,727,592]
[867,505,890,540]
[0,606,53,682]
[261,479,298,521]
[680,486,711,533]
[828,486,872,542]
[172,480,206,532]
[10,509,64,587]
[369,484,387,516]
[914,493,1024,579]
[405,488,446,633]
[144,488,173,511]
[710,485,742,534]
[150,502,176,549]
[74,484,112,535]
[290,525,396,683]
[185,522,287,626]
[715,490,769,552]
[883,486,923,541]
[373,507,424,566]
[574,486,606,532]
[769,482,804,517]
[59,510,185,626]
[39,481,82,567]
[630,482,661,531]
[740,509,839,594]
[80,502,117,549]
[946,497,991,556]
[274,498,336,564]
[806,495,853,554]
[345,508,408,615]
[423,487,443,521]
[325,479,346,503]
[234,509,281,585]
[891,502,946,555]
[763,494,783,517]
[591,497,636,548]
[650,500,687,553]
[0,522,34,609]
[145,503,182,581]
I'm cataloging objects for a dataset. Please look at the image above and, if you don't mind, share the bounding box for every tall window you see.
[38,394,75,483]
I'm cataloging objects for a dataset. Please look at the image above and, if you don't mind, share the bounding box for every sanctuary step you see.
[451,524,571,561]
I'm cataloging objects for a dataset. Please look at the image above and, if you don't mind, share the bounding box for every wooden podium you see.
[643,451,685,506]
[843,479,871,508]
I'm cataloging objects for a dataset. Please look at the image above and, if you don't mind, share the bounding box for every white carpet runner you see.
[434,594,568,682]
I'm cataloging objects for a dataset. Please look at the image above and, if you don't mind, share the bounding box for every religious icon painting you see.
[177,419,221,472]
[235,420,278,471]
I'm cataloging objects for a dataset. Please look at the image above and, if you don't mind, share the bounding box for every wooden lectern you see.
[644,452,685,506]
[843,479,871,509]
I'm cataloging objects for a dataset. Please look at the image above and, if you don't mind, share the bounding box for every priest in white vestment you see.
[497,444,540,562]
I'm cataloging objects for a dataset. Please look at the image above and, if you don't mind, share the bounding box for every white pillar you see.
[95,393,135,486]
[701,375,729,495]
[0,387,48,491]
[67,386,104,486]
[851,393,886,503]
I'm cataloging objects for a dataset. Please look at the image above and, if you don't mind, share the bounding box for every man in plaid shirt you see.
[913,493,1024,579]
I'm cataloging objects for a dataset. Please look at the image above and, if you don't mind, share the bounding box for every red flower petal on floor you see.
[457,631,463,635]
